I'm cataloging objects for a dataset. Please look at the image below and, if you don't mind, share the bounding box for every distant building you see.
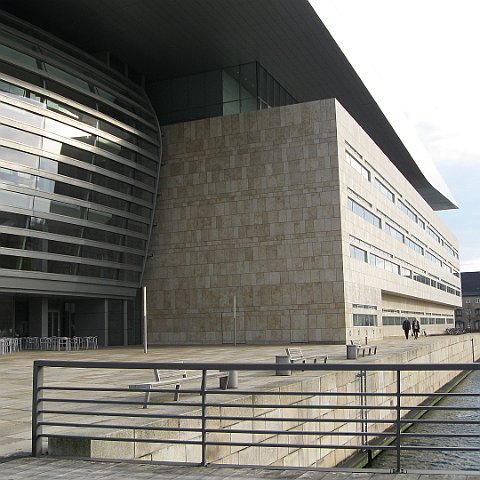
[0,1,461,345]
[455,272,480,331]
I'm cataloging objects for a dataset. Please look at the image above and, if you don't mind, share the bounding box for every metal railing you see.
[32,360,480,473]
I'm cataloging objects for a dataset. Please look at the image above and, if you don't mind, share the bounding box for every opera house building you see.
[0,1,460,345]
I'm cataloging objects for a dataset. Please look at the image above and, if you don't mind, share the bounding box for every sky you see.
[313,0,480,272]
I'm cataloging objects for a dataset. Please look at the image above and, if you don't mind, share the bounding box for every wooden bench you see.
[350,340,377,357]
[129,368,229,408]
[285,347,328,365]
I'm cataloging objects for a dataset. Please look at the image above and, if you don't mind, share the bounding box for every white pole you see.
[233,295,237,346]
[142,286,148,354]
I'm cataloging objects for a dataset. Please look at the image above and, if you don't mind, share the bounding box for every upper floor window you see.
[375,178,394,202]
[348,198,380,228]
[346,151,370,181]
[428,226,441,244]
[398,199,417,223]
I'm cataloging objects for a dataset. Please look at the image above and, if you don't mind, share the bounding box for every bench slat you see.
[129,369,229,407]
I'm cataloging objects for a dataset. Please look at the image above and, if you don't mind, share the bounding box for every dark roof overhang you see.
[0,0,457,210]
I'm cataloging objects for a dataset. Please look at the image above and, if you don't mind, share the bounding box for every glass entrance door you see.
[48,310,61,336]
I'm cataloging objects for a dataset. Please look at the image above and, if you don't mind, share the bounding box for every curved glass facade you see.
[0,18,161,295]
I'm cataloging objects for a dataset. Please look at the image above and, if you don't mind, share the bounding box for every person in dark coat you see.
[412,319,420,339]
[402,319,411,339]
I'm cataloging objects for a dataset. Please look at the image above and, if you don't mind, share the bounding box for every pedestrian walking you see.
[402,318,411,339]
[412,319,420,339]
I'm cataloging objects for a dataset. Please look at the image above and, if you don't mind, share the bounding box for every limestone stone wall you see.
[145,100,345,344]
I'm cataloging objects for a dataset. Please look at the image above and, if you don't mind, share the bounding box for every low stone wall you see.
[49,335,478,467]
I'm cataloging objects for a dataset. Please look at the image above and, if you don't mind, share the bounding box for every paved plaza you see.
[1,335,479,479]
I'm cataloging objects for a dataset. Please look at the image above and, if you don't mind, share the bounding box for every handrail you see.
[32,360,480,473]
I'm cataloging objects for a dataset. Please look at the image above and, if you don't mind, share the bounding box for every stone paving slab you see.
[1,457,479,480]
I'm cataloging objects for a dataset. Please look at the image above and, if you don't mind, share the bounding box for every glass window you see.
[348,198,380,228]
[127,218,148,234]
[46,80,97,109]
[0,60,44,87]
[239,62,257,100]
[241,97,257,112]
[222,67,240,102]
[118,269,139,282]
[385,223,404,243]
[349,244,367,262]
[223,100,240,116]
[0,189,33,209]
[129,203,150,218]
[81,244,120,263]
[122,252,143,265]
[204,70,222,106]
[0,167,36,189]
[0,124,42,149]
[0,79,25,97]
[124,235,145,250]
[47,259,77,275]
[0,43,39,69]
[405,237,424,255]
[353,314,377,327]
[0,254,20,269]
[0,211,28,228]
[375,178,394,202]
[346,151,370,180]
[398,200,417,223]
[20,257,45,272]
[83,227,123,245]
[0,232,25,249]
[44,63,91,91]
[77,263,116,279]
[0,146,39,168]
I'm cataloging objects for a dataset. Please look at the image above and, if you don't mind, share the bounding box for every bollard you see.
[275,355,291,375]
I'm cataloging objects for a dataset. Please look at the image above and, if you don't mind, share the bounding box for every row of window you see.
[349,244,460,296]
[345,149,459,260]
[0,20,161,287]
[0,78,158,145]
[349,196,458,276]
[382,316,454,326]
[0,188,149,233]
[465,298,480,303]
[0,143,155,188]
[154,61,296,126]
[353,314,377,326]
[0,164,151,217]
[0,212,146,250]
[0,30,155,125]
[0,253,139,282]
[348,197,381,228]
[456,308,480,317]
[0,102,158,172]
[0,231,142,265]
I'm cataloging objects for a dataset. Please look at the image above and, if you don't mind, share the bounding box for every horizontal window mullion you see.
[0,70,159,142]
[0,139,156,193]
[0,117,158,177]
[0,98,160,163]
[0,247,142,272]
[0,225,144,255]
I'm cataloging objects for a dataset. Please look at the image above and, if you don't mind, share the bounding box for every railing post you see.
[31,362,44,456]
[395,368,402,473]
[200,368,207,466]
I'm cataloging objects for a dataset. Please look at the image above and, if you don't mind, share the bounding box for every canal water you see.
[369,369,480,471]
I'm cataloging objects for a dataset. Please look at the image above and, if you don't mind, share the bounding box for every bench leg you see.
[174,384,181,401]
[143,391,150,409]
